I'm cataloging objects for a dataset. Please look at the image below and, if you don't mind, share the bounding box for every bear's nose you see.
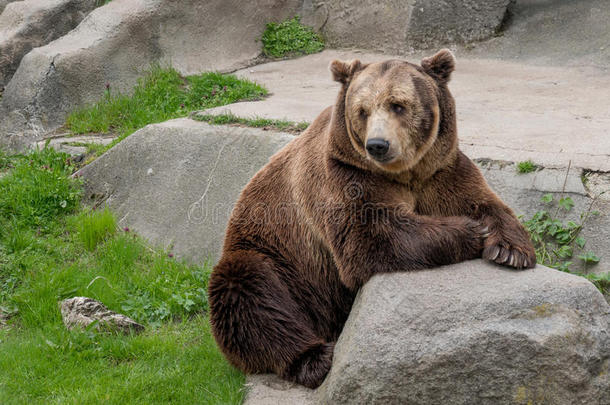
[366,138,390,159]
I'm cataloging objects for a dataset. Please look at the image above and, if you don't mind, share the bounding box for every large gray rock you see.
[76,118,294,264]
[318,260,610,404]
[0,0,300,150]
[300,0,512,53]
[0,0,98,89]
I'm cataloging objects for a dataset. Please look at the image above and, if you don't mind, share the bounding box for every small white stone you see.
[147,168,154,175]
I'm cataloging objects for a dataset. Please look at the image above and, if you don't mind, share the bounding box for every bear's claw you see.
[483,243,535,270]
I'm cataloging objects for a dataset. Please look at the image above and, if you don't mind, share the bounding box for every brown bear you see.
[208,49,536,389]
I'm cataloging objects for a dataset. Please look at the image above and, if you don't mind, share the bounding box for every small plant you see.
[75,207,117,251]
[578,251,600,265]
[516,160,537,174]
[522,193,600,272]
[261,16,324,58]
[193,113,309,134]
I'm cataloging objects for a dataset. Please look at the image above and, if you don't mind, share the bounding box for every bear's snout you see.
[366,138,390,160]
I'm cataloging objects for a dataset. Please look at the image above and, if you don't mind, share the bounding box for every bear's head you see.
[330,49,458,177]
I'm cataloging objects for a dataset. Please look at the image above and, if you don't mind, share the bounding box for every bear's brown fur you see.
[208,49,536,388]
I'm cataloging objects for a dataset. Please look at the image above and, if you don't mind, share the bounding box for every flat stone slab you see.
[244,374,314,405]
[33,134,115,156]
[203,50,610,172]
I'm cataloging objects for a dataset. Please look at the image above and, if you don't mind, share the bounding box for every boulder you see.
[317,260,610,404]
[0,0,301,150]
[76,118,294,264]
[300,0,513,53]
[0,0,98,90]
[59,296,144,333]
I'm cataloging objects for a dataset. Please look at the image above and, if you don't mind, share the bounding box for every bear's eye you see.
[359,108,368,119]
[390,103,405,114]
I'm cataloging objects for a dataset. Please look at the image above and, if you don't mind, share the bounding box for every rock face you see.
[318,260,610,404]
[0,0,98,89]
[0,0,16,14]
[465,0,610,68]
[300,0,513,53]
[77,118,294,264]
[405,0,513,50]
[59,296,144,333]
[0,0,300,150]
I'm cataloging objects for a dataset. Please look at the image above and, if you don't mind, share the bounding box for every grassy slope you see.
[66,66,268,160]
[0,148,244,404]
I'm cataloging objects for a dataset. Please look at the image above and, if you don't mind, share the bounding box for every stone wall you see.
[300,0,513,53]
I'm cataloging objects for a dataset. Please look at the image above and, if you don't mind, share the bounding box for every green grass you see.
[66,65,267,152]
[516,160,537,174]
[0,147,244,404]
[74,207,116,251]
[193,113,309,134]
[0,146,81,229]
[0,317,244,404]
[261,16,324,58]
[0,146,12,170]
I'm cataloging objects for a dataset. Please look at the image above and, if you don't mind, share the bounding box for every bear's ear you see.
[421,49,455,84]
[330,59,363,85]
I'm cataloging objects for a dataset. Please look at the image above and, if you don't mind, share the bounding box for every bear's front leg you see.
[428,152,537,270]
[478,203,536,269]
[324,208,487,289]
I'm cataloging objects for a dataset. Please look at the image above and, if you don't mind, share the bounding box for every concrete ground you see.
[204,49,610,172]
